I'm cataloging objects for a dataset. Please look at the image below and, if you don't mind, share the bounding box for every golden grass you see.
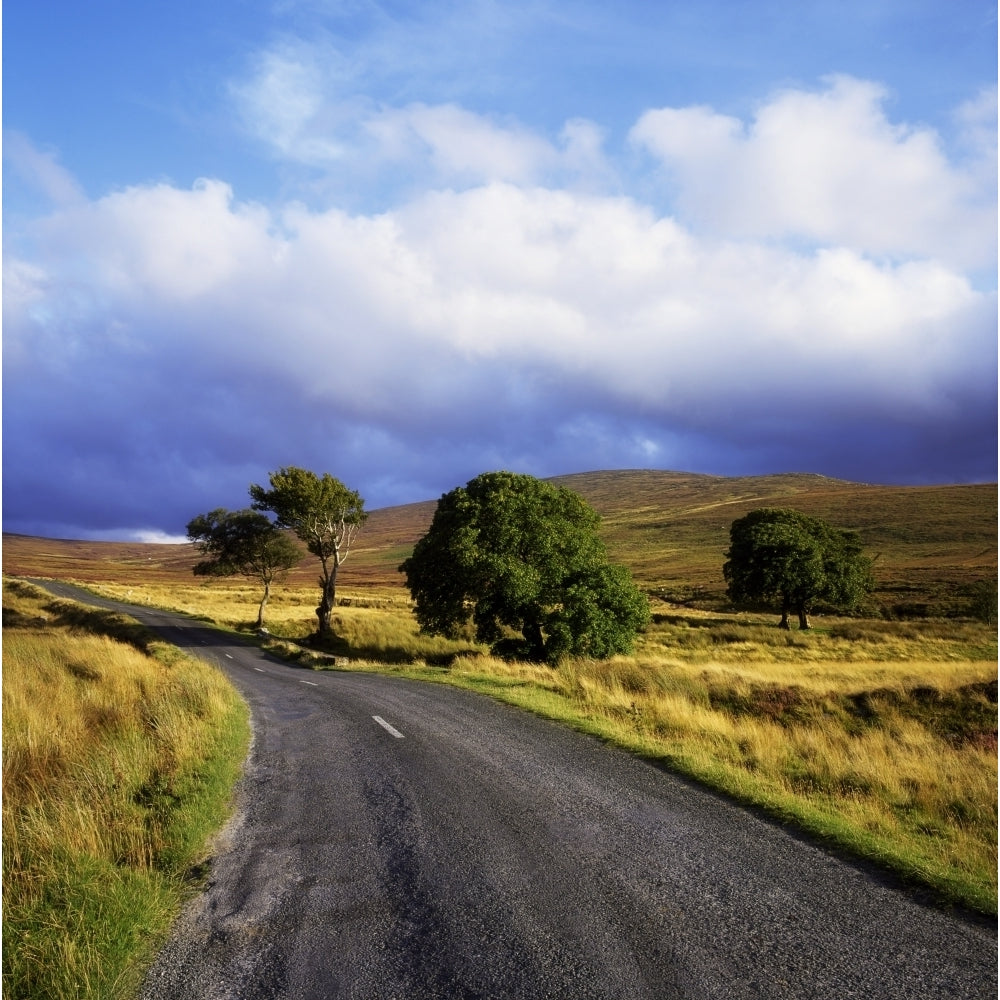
[2,580,249,1000]
[83,580,481,664]
[637,603,998,664]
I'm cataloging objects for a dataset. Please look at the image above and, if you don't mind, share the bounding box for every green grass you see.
[2,579,250,1000]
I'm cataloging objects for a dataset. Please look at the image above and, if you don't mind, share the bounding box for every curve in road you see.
[30,581,998,1000]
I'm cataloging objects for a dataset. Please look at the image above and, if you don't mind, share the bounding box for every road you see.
[32,581,997,999]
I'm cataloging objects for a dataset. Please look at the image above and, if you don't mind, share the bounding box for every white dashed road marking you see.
[373,716,404,739]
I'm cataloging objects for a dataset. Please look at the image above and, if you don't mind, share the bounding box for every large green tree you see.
[400,471,650,663]
[186,508,302,628]
[723,507,873,629]
[250,467,367,639]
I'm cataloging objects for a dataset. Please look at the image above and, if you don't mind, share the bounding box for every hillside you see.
[550,470,997,615]
[4,471,996,616]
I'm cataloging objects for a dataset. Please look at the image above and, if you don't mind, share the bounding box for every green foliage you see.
[250,467,367,637]
[186,508,301,580]
[249,467,367,562]
[400,471,650,663]
[724,508,874,628]
[186,508,302,627]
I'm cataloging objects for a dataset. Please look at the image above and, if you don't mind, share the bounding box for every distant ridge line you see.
[2,470,994,617]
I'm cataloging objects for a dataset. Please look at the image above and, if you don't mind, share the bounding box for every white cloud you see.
[4,132,85,207]
[229,40,616,189]
[7,175,991,437]
[129,529,190,544]
[229,44,359,165]
[231,61,995,269]
[954,86,998,153]
[630,75,997,270]
[364,103,559,183]
[73,180,272,294]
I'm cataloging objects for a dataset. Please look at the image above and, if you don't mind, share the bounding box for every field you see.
[3,470,997,917]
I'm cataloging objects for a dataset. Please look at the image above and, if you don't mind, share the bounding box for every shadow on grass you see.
[256,628,481,669]
[42,600,162,655]
[652,612,751,628]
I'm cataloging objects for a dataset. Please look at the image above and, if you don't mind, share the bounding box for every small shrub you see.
[709,682,806,724]
[967,578,998,625]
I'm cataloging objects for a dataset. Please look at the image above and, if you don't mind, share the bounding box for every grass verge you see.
[2,579,250,1000]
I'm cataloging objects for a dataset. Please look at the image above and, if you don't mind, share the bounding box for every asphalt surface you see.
[31,581,998,999]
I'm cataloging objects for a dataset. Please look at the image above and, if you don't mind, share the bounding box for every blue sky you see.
[4,0,997,540]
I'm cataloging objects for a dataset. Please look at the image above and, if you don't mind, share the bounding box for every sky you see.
[3,0,997,542]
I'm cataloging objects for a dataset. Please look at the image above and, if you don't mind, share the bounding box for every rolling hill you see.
[4,470,996,616]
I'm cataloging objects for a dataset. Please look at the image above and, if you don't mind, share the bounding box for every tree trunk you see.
[797,606,811,630]
[316,590,332,637]
[257,579,271,629]
[522,620,547,662]
[316,561,338,637]
[778,597,791,630]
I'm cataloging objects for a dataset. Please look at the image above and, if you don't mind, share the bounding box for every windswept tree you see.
[250,467,367,639]
[400,471,650,664]
[723,507,873,629]
[186,508,302,628]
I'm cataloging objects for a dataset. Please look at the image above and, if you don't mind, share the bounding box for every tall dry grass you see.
[2,581,249,1000]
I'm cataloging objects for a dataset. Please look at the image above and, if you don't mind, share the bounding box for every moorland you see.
[5,470,996,617]
[3,469,998,961]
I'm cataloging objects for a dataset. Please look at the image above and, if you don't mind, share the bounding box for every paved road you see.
[32,581,998,999]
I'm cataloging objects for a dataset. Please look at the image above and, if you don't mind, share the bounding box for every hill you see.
[551,471,997,615]
[4,471,996,616]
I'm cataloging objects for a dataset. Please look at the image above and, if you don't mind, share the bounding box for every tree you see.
[249,467,367,639]
[723,507,873,629]
[400,471,650,663]
[186,508,302,628]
